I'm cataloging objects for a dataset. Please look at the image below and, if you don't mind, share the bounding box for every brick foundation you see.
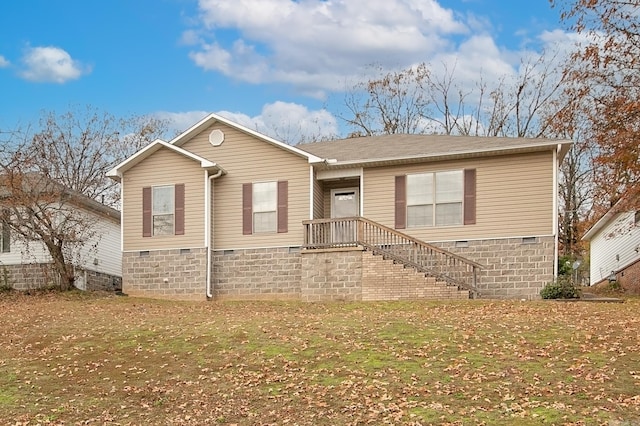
[0,263,121,292]
[595,258,640,294]
[120,236,555,301]
[79,269,123,292]
[434,236,556,300]
[361,251,469,300]
[212,247,301,300]
[300,248,363,301]
[0,263,61,290]
[122,248,207,300]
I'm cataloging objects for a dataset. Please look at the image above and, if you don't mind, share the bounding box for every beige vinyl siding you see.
[363,151,554,241]
[122,148,205,251]
[180,123,310,249]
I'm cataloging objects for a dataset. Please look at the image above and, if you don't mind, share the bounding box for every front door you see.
[331,188,359,243]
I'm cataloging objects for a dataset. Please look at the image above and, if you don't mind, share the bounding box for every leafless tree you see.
[0,105,167,290]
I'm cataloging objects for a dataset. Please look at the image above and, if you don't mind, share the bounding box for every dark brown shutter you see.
[242,183,253,235]
[464,169,476,225]
[142,187,152,237]
[277,180,288,233]
[174,183,185,235]
[395,175,406,229]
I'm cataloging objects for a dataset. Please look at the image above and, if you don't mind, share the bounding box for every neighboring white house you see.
[0,195,122,291]
[582,207,640,287]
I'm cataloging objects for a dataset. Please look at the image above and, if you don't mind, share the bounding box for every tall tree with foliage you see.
[0,106,167,290]
[552,0,640,212]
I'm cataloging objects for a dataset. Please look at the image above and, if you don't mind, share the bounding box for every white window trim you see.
[152,185,175,236]
[252,181,277,233]
[406,170,464,228]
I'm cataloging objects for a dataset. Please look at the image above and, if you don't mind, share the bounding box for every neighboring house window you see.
[243,181,288,234]
[395,169,476,229]
[142,184,185,237]
[1,217,9,253]
[635,211,640,226]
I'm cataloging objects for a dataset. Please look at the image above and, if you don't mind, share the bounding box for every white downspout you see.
[119,176,125,252]
[206,169,223,299]
[309,165,314,220]
[359,167,364,216]
[553,145,560,278]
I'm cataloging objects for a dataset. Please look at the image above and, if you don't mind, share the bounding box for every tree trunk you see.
[47,244,75,291]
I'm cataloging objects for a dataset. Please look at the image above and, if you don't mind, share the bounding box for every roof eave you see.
[314,143,567,169]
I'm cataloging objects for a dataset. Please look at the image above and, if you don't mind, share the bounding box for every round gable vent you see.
[209,129,224,146]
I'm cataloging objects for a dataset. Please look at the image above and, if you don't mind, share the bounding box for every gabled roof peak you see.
[169,112,322,163]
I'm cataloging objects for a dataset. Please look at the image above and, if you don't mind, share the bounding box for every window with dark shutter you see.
[1,217,9,253]
[277,181,288,233]
[395,175,406,229]
[142,187,152,237]
[242,183,253,235]
[464,169,476,225]
[174,183,185,235]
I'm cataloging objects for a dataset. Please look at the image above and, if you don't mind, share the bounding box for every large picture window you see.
[406,170,463,227]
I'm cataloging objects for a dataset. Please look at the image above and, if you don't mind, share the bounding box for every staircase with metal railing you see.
[302,217,483,297]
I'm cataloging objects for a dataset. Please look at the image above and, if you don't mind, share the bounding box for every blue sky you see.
[0,0,571,141]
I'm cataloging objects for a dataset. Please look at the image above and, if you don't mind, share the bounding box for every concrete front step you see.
[361,250,470,301]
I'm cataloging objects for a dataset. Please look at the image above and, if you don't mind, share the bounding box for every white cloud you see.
[156,102,339,144]
[183,0,582,106]
[187,0,468,94]
[0,55,9,68]
[153,110,211,136]
[19,46,90,83]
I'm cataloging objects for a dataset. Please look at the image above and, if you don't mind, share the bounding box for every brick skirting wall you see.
[0,263,121,292]
[122,248,207,300]
[120,236,555,301]
[0,263,60,290]
[212,247,301,300]
[361,251,470,301]
[594,257,640,294]
[80,269,122,292]
[300,248,363,301]
[434,236,556,300]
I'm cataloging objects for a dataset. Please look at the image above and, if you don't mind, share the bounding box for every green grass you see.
[1,291,639,425]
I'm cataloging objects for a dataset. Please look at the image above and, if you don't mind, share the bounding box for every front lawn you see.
[1,291,638,425]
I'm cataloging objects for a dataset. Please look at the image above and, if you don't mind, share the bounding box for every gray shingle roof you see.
[299,134,571,165]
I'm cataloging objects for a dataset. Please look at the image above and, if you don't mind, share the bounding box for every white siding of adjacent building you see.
[0,238,50,264]
[0,208,121,278]
[78,216,122,277]
[589,211,640,285]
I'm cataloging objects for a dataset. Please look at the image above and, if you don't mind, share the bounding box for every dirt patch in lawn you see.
[1,291,639,425]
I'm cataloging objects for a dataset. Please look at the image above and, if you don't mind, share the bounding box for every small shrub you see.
[540,277,581,299]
